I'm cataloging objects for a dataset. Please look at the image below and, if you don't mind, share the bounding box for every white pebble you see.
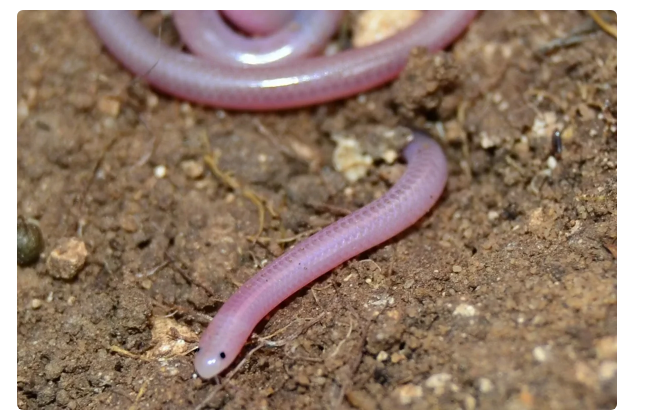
[598,361,617,381]
[532,345,550,363]
[453,303,477,317]
[179,102,192,114]
[395,384,422,405]
[477,377,494,393]
[154,165,167,178]
[425,373,452,389]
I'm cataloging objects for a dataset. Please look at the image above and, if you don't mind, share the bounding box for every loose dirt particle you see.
[464,394,477,410]
[180,160,204,179]
[346,390,378,410]
[425,373,453,393]
[352,10,422,48]
[477,378,494,394]
[594,336,617,360]
[97,96,120,117]
[598,361,617,382]
[46,238,87,280]
[395,384,423,405]
[119,215,138,233]
[453,304,477,317]
[146,316,198,359]
[18,100,29,125]
[331,134,373,182]
[532,345,550,363]
[154,165,167,178]
[295,373,310,386]
[575,362,598,390]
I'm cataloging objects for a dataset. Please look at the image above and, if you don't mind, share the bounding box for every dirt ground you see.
[17,11,617,410]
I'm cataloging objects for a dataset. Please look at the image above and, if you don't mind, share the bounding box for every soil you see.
[17,11,617,410]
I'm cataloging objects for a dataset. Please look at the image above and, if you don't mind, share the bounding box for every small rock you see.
[295,373,310,386]
[476,377,494,394]
[311,376,327,386]
[179,102,192,114]
[453,303,477,317]
[425,373,453,394]
[594,335,617,360]
[527,207,545,235]
[532,345,550,363]
[598,361,617,382]
[119,215,138,233]
[44,360,64,380]
[97,96,120,117]
[479,132,498,149]
[259,387,274,397]
[180,160,204,179]
[37,384,56,406]
[154,165,167,178]
[146,93,159,109]
[574,361,598,389]
[391,351,406,363]
[577,103,596,121]
[444,120,464,142]
[452,265,463,273]
[147,316,198,359]
[464,394,477,410]
[47,238,87,279]
[378,164,405,185]
[518,386,535,408]
[395,384,423,405]
[346,389,378,409]
[382,149,398,164]
[56,389,70,407]
[68,92,94,110]
[31,299,43,309]
[331,134,373,182]
[353,10,422,48]
[376,351,388,362]
[18,99,29,125]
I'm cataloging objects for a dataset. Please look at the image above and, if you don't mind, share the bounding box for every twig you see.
[587,10,617,38]
[329,320,354,358]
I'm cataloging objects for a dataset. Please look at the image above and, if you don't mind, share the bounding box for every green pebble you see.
[18,216,44,266]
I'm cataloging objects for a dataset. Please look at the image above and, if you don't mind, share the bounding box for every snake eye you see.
[219,352,226,359]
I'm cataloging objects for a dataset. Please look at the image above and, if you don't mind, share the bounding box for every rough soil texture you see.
[17,11,617,410]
